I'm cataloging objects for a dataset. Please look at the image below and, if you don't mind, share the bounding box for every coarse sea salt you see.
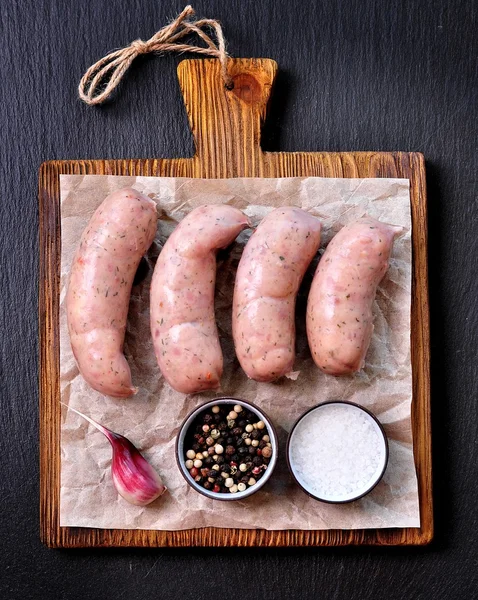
[288,402,387,502]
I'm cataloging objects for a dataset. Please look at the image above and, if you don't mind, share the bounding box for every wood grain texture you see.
[39,58,431,548]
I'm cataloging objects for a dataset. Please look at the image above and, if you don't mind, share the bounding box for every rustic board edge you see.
[39,151,432,548]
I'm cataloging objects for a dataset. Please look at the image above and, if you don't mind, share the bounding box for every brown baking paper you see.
[59,174,420,530]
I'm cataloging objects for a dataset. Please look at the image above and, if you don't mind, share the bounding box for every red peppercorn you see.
[230,461,238,467]
[190,467,199,478]
[213,484,221,493]
[252,466,262,476]
[256,448,262,456]
[201,468,209,477]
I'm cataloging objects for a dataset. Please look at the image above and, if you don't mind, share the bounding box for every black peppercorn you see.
[251,429,261,440]
[216,455,224,464]
[223,464,231,474]
[226,437,234,445]
[205,457,214,466]
[196,425,204,433]
[240,476,249,484]
[218,422,227,431]
[198,437,205,445]
[192,443,200,452]
[207,470,217,478]
[213,413,221,423]
[252,456,263,466]
[203,414,213,424]
[248,446,256,455]
[231,454,240,462]
[225,445,235,455]
[203,481,212,490]
[259,440,267,449]
[238,420,247,428]
[232,427,242,436]
[238,446,248,455]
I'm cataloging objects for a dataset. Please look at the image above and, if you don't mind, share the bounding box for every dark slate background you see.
[1,0,477,598]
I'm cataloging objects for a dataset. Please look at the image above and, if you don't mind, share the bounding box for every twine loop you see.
[78,5,231,106]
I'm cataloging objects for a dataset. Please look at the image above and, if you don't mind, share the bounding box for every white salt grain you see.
[289,403,387,502]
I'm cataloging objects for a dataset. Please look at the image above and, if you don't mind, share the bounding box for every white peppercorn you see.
[215,444,224,454]
[237,483,247,492]
[256,421,265,430]
[245,424,254,433]
[225,477,234,488]
[186,449,196,459]
[248,477,256,486]
[185,459,194,469]
[193,459,203,468]
[234,405,243,413]
[212,405,220,414]
[229,484,238,493]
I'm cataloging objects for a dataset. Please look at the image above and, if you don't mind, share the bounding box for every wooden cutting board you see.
[39,57,432,547]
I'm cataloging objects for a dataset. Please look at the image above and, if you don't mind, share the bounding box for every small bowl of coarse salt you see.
[287,401,388,503]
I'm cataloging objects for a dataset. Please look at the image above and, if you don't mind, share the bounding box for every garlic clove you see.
[109,432,166,506]
[62,403,166,506]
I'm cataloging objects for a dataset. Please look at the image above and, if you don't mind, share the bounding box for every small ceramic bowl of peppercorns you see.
[176,398,278,500]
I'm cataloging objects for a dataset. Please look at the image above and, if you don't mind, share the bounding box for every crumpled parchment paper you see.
[59,174,420,530]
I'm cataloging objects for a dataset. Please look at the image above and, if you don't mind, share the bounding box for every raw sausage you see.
[150,205,250,393]
[233,207,322,382]
[67,188,157,397]
[306,216,403,375]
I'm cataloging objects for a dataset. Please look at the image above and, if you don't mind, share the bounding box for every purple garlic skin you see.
[62,403,166,507]
[109,432,166,506]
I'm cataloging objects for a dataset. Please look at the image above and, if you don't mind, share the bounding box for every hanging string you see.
[78,5,231,106]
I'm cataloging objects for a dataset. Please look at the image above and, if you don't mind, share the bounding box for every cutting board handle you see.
[177,58,277,177]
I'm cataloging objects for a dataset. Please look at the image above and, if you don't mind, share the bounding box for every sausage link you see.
[67,188,157,397]
[150,205,250,393]
[233,207,322,382]
[306,216,403,375]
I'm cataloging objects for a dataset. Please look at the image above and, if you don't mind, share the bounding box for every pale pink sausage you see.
[67,188,157,397]
[150,205,250,394]
[233,207,322,382]
[306,216,403,375]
